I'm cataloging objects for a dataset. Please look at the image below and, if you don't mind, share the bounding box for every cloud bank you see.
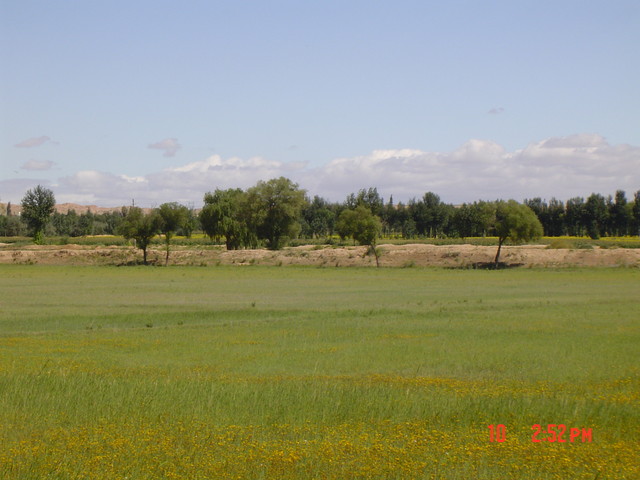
[3,134,638,207]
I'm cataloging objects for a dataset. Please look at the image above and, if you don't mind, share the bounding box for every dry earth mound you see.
[1,244,639,268]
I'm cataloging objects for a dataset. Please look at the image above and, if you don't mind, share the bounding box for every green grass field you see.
[1,264,638,479]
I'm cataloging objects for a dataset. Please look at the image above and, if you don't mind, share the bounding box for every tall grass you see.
[0,265,638,478]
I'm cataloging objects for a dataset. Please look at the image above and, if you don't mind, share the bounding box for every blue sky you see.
[1,0,639,207]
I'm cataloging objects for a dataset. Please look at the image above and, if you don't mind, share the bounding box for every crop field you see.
[0,264,638,479]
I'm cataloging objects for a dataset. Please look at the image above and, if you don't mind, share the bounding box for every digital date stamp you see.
[488,424,593,443]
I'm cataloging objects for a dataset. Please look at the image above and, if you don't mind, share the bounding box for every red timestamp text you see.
[531,424,592,443]
[488,424,593,443]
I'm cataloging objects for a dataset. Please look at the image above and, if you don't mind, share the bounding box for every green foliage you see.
[300,195,336,239]
[158,202,190,265]
[118,207,162,264]
[632,190,640,235]
[608,190,630,236]
[545,238,574,249]
[584,193,608,239]
[200,188,252,250]
[493,200,543,263]
[20,185,56,243]
[408,192,451,237]
[336,205,383,265]
[0,215,26,237]
[345,187,384,215]
[179,208,198,238]
[245,177,307,250]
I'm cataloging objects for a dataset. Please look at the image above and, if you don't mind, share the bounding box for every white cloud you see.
[2,134,638,206]
[57,170,152,206]
[488,107,505,114]
[148,138,181,157]
[21,159,56,171]
[300,135,638,203]
[14,136,59,148]
[0,179,54,204]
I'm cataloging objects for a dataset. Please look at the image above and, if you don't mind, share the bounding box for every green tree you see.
[609,190,630,236]
[78,210,95,236]
[546,198,565,236]
[301,196,335,239]
[493,200,543,265]
[351,187,384,216]
[158,202,189,265]
[632,190,640,236]
[3,215,26,236]
[336,208,358,243]
[245,177,307,250]
[451,203,475,239]
[336,205,383,266]
[524,198,549,235]
[584,193,608,239]
[199,188,250,250]
[180,207,198,238]
[565,197,585,236]
[21,185,56,244]
[409,192,450,237]
[118,207,162,265]
[470,201,496,237]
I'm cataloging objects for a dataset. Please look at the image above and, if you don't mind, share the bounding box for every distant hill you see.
[53,203,128,214]
[1,203,151,216]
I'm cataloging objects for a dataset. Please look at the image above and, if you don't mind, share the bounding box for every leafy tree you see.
[336,205,383,266]
[158,202,189,265]
[102,210,125,235]
[3,215,26,236]
[355,187,384,216]
[301,196,336,239]
[584,193,608,239]
[471,201,496,237]
[565,197,585,236]
[408,192,450,237]
[78,210,95,236]
[546,198,565,236]
[336,208,358,243]
[451,203,475,239]
[51,211,73,236]
[524,198,550,235]
[179,207,198,238]
[493,200,543,265]
[21,185,56,244]
[199,188,251,249]
[609,190,630,236]
[381,196,409,237]
[118,207,162,265]
[245,177,307,250]
[633,190,640,236]
[401,216,417,239]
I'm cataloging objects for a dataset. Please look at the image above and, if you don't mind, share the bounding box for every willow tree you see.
[493,200,543,265]
[245,177,307,250]
[336,205,383,266]
[118,207,162,265]
[158,202,189,265]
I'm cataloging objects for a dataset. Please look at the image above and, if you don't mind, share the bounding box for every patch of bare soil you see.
[1,243,639,268]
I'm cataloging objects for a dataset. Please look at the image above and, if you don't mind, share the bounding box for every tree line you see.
[2,181,639,263]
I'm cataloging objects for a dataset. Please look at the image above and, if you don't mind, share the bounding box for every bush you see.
[546,238,574,249]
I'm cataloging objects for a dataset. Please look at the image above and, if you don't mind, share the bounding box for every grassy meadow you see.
[0,264,638,479]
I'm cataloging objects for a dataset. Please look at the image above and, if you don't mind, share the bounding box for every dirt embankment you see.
[1,243,639,268]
